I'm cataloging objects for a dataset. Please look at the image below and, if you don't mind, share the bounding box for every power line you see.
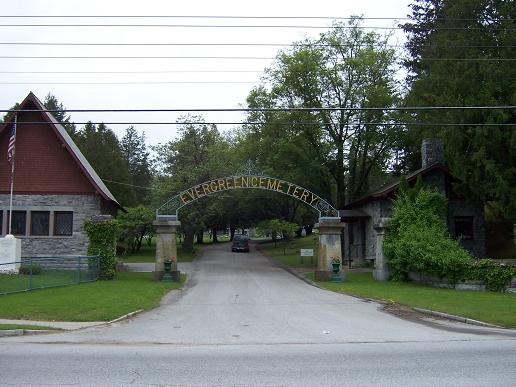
[2,42,514,49]
[0,15,512,21]
[0,55,274,60]
[0,81,258,85]
[0,23,512,31]
[7,121,515,127]
[0,70,264,74]
[1,55,513,61]
[4,106,514,113]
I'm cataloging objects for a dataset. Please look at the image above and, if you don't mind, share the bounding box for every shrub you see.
[84,218,119,280]
[467,259,516,292]
[19,264,42,275]
[384,182,474,283]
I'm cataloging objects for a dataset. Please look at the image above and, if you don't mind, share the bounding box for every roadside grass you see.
[258,235,319,267]
[118,238,197,263]
[0,270,95,294]
[0,324,58,331]
[0,272,184,322]
[307,272,516,328]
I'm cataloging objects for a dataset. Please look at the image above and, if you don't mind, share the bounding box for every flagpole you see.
[8,114,17,236]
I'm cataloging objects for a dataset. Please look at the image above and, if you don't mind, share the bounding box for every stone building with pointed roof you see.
[0,92,123,256]
[341,139,486,268]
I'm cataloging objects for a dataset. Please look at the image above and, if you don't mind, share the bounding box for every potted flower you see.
[331,257,341,273]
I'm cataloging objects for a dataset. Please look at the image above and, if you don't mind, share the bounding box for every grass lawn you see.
[0,272,184,322]
[308,272,516,328]
[118,238,197,263]
[258,235,319,268]
[0,269,95,295]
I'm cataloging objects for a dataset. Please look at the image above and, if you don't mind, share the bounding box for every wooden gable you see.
[0,98,96,195]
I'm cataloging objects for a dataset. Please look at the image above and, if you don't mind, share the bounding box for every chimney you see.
[421,138,444,168]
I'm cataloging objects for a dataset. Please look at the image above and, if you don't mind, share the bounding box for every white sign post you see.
[300,249,314,265]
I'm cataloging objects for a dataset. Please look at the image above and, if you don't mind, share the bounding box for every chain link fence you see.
[0,254,100,295]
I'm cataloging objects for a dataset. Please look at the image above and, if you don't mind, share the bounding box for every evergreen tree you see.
[120,126,152,204]
[402,0,516,220]
[75,122,136,206]
[43,93,76,136]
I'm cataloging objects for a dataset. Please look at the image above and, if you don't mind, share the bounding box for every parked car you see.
[231,234,250,252]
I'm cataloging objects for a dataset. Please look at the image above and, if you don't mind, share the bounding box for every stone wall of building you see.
[0,194,102,256]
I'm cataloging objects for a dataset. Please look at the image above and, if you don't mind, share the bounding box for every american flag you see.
[7,118,16,163]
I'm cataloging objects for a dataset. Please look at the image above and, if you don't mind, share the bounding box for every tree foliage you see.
[117,206,154,254]
[43,93,76,136]
[74,121,136,207]
[402,0,516,220]
[245,18,402,207]
[120,126,152,204]
[384,184,473,283]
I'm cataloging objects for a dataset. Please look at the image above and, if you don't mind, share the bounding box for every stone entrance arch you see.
[154,162,344,280]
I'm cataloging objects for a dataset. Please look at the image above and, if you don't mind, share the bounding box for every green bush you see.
[467,259,516,292]
[384,181,473,283]
[84,218,119,280]
[19,264,42,275]
[384,182,516,291]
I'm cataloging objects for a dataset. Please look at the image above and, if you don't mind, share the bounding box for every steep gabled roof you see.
[2,92,123,210]
[343,163,452,209]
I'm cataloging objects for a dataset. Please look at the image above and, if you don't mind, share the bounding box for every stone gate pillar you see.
[153,215,181,280]
[373,218,391,281]
[315,217,346,281]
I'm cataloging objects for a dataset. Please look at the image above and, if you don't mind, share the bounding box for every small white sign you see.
[300,249,314,257]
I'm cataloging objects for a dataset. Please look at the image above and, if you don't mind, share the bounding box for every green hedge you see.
[384,182,515,291]
[84,218,119,280]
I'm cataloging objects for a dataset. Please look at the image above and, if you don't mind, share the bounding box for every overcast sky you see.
[1,0,412,146]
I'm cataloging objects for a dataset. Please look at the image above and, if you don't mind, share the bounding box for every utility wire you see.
[7,121,515,127]
[4,106,515,113]
[0,23,512,31]
[1,42,514,49]
[0,70,264,74]
[0,15,513,21]
[1,56,513,61]
[0,81,258,85]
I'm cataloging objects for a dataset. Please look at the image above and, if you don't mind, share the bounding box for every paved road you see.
[1,242,516,385]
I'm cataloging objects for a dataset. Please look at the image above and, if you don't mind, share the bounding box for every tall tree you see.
[75,122,136,206]
[120,126,152,204]
[152,115,231,251]
[43,93,76,136]
[246,18,401,207]
[402,0,516,220]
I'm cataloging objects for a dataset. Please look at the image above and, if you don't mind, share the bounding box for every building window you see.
[454,216,474,240]
[10,210,27,236]
[31,211,50,236]
[54,211,73,236]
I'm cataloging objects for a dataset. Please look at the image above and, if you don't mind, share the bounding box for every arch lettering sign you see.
[157,164,338,218]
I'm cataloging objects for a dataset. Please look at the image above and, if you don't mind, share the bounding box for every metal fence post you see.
[28,257,33,290]
[77,255,81,284]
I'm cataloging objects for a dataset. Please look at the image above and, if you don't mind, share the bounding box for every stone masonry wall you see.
[0,194,102,256]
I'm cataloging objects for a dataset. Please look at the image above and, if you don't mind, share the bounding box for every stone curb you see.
[412,307,504,328]
[0,309,145,337]
[108,309,144,324]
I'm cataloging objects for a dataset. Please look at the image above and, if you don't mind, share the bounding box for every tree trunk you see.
[230,227,236,241]
[212,227,218,243]
[182,230,195,253]
[196,229,204,244]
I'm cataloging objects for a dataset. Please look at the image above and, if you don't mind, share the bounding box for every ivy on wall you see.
[84,217,119,280]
